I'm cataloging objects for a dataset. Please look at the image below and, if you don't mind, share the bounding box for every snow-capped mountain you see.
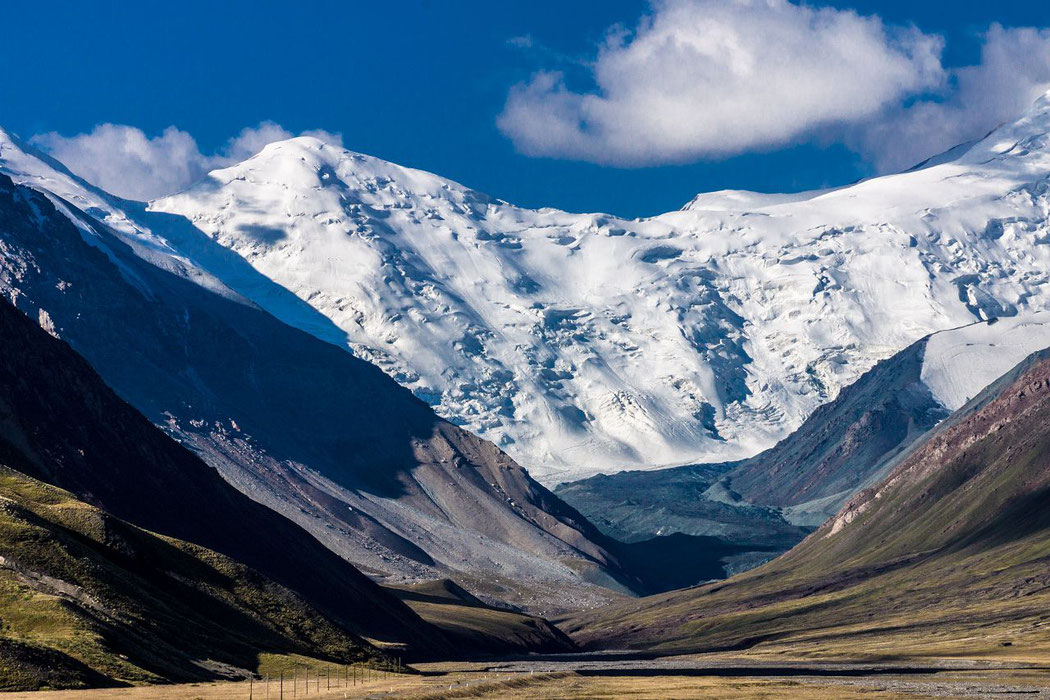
[921,314,1050,412]
[149,91,1050,483]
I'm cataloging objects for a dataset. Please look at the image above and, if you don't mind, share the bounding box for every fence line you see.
[248,657,406,698]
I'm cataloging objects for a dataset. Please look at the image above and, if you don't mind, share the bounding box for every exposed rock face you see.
[724,338,948,509]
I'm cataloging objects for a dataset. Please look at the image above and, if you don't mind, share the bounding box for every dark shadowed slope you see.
[0,285,442,655]
[0,468,383,690]
[0,149,634,613]
[564,348,1050,657]
[388,579,576,656]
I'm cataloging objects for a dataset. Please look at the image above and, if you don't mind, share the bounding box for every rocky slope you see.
[730,313,1050,512]
[147,92,1050,483]
[0,140,633,613]
[563,346,1050,657]
[0,289,442,655]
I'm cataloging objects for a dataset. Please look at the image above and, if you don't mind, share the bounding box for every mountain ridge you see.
[0,272,443,654]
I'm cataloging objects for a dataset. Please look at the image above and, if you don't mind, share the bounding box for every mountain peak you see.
[191,130,493,215]
[12,86,1050,484]
[248,133,346,164]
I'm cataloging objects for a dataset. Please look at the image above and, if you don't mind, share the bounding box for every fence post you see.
[280,671,284,700]
[249,676,253,700]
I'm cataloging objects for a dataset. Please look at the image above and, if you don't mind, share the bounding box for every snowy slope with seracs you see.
[147,91,1050,483]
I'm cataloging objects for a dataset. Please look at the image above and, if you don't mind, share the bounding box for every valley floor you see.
[9,654,1050,698]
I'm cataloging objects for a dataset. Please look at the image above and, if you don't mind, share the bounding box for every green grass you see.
[0,467,389,690]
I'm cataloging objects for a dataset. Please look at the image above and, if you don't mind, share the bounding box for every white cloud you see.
[498,0,946,166]
[32,125,209,202]
[224,122,295,163]
[31,121,343,201]
[853,25,1050,172]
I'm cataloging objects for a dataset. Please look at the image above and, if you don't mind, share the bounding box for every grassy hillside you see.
[0,468,388,690]
[564,350,1050,658]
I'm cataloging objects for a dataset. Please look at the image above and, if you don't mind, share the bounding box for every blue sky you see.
[2,0,1049,217]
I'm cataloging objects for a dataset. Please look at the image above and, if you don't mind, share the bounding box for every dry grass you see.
[5,660,1050,699]
[0,674,897,699]
[393,674,911,699]
[0,667,435,699]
